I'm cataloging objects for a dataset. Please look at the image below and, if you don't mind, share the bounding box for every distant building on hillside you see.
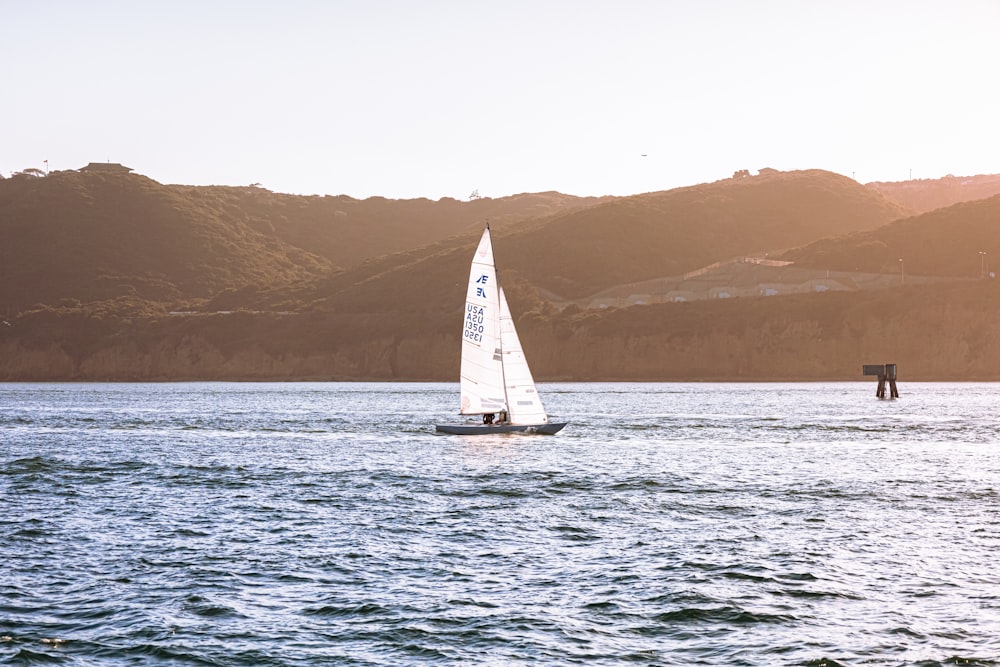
[80,162,133,174]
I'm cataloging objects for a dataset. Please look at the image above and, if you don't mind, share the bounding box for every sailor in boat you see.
[482,413,495,425]
[497,410,509,424]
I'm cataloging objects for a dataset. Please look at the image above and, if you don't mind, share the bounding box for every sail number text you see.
[464,303,485,343]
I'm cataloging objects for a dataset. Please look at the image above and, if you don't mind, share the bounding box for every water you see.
[2,382,999,666]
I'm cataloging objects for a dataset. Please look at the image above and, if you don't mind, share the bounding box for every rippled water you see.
[2,382,1000,666]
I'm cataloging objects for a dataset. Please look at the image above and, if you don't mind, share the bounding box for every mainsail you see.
[459,227,507,415]
[457,226,549,425]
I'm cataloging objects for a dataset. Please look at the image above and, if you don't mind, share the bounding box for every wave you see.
[651,604,797,625]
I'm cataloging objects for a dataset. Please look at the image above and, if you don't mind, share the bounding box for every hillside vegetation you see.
[295,169,914,316]
[169,184,609,269]
[493,169,911,298]
[781,195,1000,277]
[0,169,603,312]
[4,166,1000,381]
[0,169,328,310]
[4,281,1000,381]
[868,173,1000,214]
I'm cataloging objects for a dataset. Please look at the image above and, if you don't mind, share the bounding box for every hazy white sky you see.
[4,1,1000,200]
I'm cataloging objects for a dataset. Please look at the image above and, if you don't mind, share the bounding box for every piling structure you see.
[863,363,899,399]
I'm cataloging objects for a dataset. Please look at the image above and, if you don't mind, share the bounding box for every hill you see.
[6,165,1000,382]
[0,168,328,311]
[5,280,1000,381]
[0,168,604,314]
[482,169,912,299]
[168,184,609,269]
[867,173,1000,214]
[780,194,1000,277]
[299,169,915,318]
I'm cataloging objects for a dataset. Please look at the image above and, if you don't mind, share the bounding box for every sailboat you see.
[436,224,568,435]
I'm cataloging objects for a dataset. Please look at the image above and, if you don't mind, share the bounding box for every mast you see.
[486,222,510,414]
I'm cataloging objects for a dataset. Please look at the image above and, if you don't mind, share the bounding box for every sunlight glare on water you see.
[2,382,999,665]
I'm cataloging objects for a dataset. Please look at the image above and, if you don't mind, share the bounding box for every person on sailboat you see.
[497,410,508,424]
[483,413,495,425]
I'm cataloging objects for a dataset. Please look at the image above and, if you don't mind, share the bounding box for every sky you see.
[4,1,1000,200]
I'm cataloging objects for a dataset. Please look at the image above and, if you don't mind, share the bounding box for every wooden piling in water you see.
[863,363,899,399]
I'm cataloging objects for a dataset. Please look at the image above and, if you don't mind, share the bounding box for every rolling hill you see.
[167,184,610,269]
[867,173,1000,214]
[5,165,1000,381]
[300,169,916,317]
[0,167,603,313]
[481,169,912,299]
[780,194,1000,277]
[0,169,327,310]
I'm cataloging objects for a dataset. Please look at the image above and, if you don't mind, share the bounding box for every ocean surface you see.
[2,382,999,666]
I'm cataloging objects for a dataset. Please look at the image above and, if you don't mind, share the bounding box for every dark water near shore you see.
[2,382,1000,666]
